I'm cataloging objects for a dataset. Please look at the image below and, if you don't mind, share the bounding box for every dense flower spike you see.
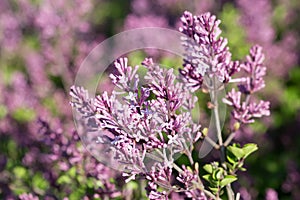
[177,165,208,200]
[223,89,270,123]
[71,57,204,198]
[70,86,95,117]
[146,164,172,200]
[179,11,240,91]
[222,45,270,124]
[238,45,267,94]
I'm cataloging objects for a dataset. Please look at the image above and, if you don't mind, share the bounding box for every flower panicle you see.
[70,57,202,194]
[70,85,95,117]
[179,11,240,91]
[223,88,270,124]
[109,57,140,92]
[238,45,267,94]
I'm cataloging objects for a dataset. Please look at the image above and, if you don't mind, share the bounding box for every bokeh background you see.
[0,0,300,199]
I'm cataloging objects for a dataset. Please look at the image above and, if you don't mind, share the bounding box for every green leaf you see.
[12,107,36,123]
[67,166,77,178]
[57,175,71,185]
[11,184,28,195]
[226,163,234,171]
[0,104,7,119]
[227,145,245,159]
[96,180,104,188]
[69,188,85,200]
[32,173,49,194]
[226,151,237,164]
[237,161,244,168]
[239,167,247,171]
[76,175,84,183]
[213,168,224,180]
[202,174,211,182]
[203,164,213,174]
[87,177,95,188]
[209,187,219,194]
[43,97,59,116]
[220,175,237,187]
[13,166,28,179]
[242,143,258,158]
[126,181,139,190]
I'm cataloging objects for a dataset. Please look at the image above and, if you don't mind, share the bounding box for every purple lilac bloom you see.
[0,0,123,198]
[71,56,201,155]
[37,118,122,199]
[282,161,300,198]
[237,45,266,94]
[239,187,252,200]
[124,14,169,29]
[177,165,208,200]
[146,164,172,200]
[223,45,270,124]
[0,10,22,52]
[179,11,240,91]
[70,56,204,199]
[265,188,278,200]
[237,0,274,45]
[223,88,270,123]
[19,193,39,200]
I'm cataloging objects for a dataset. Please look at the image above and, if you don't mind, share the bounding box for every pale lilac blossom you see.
[238,45,266,94]
[179,11,240,91]
[265,188,278,200]
[71,56,204,199]
[223,89,270,123]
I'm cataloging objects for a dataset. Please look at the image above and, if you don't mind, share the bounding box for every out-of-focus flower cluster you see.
[0,0,124,199]
[37,118,122,199]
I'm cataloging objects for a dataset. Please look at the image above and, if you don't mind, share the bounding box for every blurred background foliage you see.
[0,0,300,199]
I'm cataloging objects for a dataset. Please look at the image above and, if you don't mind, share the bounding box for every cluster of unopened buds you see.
[70,11,270,200]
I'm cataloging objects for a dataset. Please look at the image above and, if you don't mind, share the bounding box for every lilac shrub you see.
[0,0,125,199]
[71,11,270,199]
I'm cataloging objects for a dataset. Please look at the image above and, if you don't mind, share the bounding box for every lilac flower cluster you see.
[179,11,240,91]
[0,0,296,197]
[72,57,201,152]
[223,45,270,124]
[69,9,273,199]
[177,165,208,199]
[178,11,270,125]
[146,164,172,199]
[71,57,204,199]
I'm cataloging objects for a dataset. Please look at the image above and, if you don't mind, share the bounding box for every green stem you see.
[226,185,234,200]
[213,77,223,147]
[212,76,235,200]
[173,163,183,173]
[224,131,236,147]
[205,135,220,149]
[183,141,194,165]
